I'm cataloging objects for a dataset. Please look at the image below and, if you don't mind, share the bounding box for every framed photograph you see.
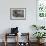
[36,0,46,26]
[10,8,26,20]
[37,0,46,19]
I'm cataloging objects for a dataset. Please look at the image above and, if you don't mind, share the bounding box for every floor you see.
[0,42,46,46]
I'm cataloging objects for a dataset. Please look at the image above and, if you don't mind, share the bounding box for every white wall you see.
[0,0,36,42]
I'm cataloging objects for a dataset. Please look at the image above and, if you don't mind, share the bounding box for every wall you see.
[0,0,36,42]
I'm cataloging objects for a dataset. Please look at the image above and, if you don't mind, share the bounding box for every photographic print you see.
[36,0,46,26]
[10,8,26,20]
[37,0,46,18]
